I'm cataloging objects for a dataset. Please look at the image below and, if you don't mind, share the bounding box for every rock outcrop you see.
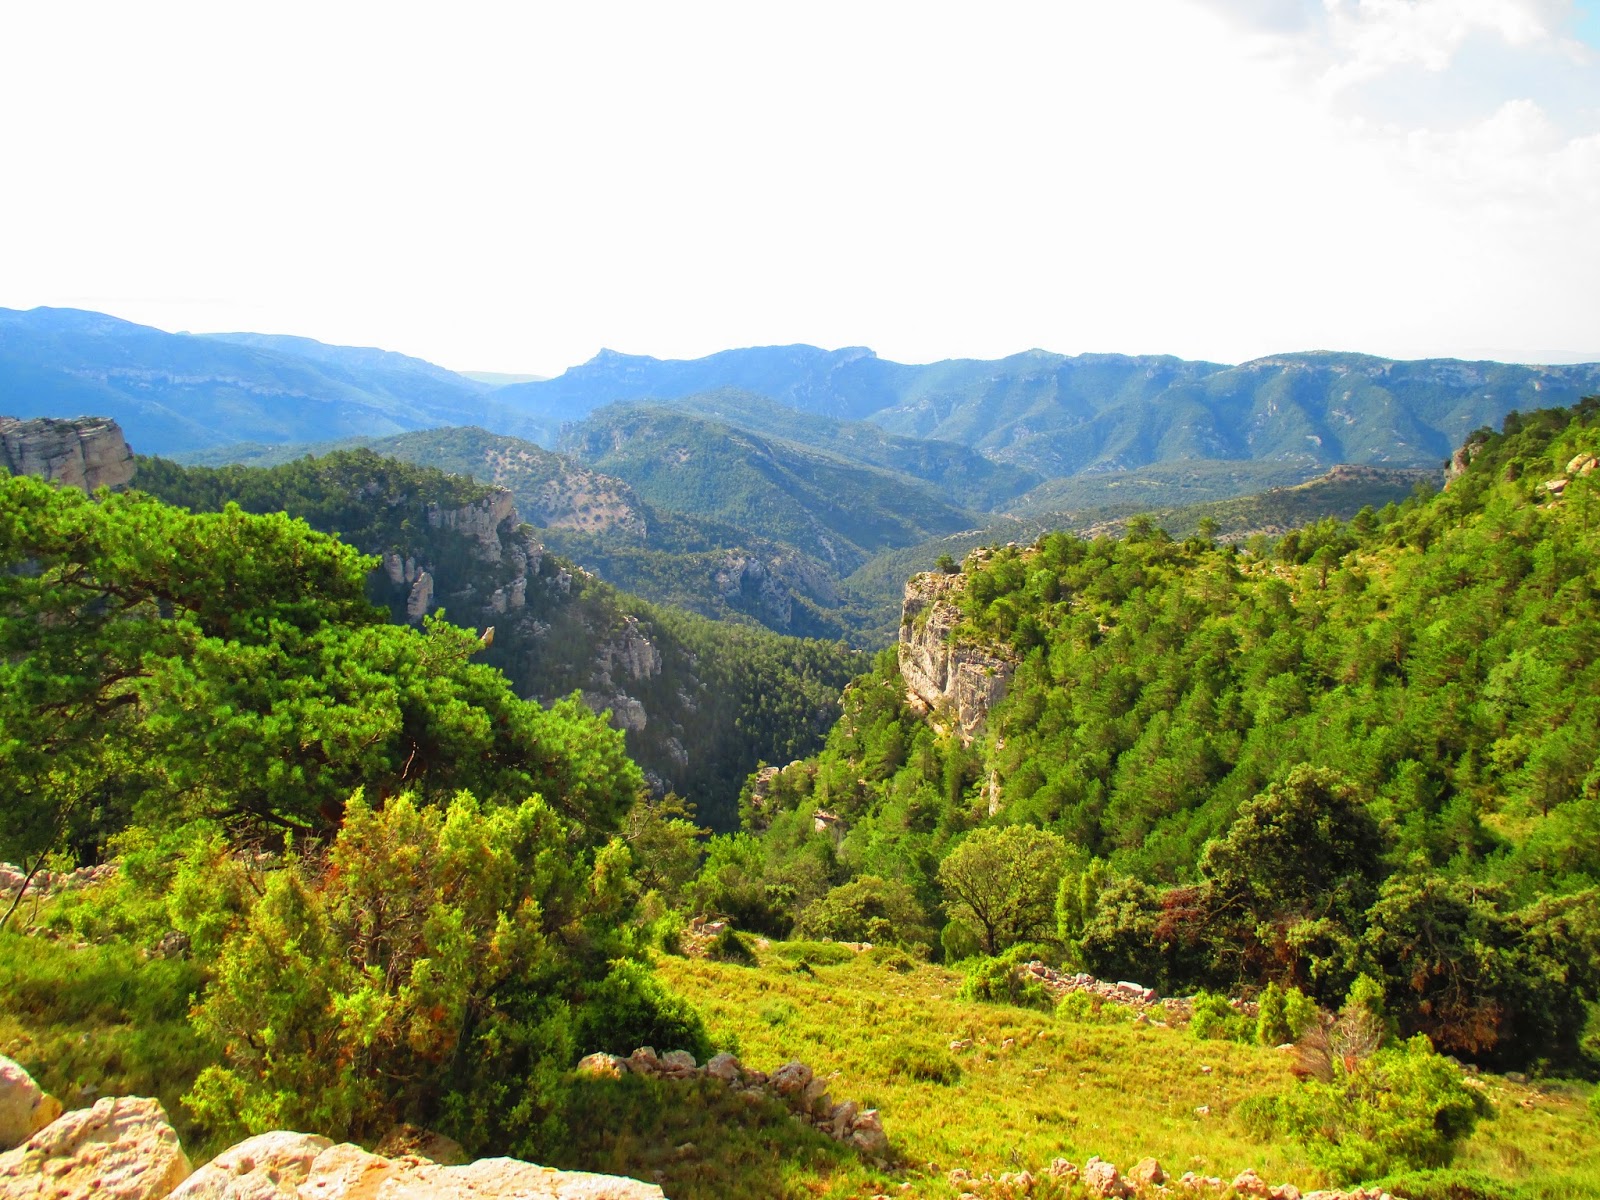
[0,1096,190,1200]
[426,490,518,562]
[1,1093,663,1200]
[898,571,1013,741]
[0,416,135,492]
[0,1058,61,1152]
[169,1137,657,1200]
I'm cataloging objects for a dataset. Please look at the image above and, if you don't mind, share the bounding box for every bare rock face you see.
[897,571,1013,741]
[0,1096,190,1200]
[282,1141,664,1199]
[0,1057,60,1152]
[406,571,435,622]
[0,416,135,492]
[167,1131,332,1200]
[427,490,518,562]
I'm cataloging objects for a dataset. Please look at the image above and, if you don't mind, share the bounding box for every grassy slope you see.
[647,946,1600,1200]
[2,925,1596,1199]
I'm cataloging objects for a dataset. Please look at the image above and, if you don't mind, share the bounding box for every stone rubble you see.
[0,862,117,900]
[575,1047,889,1156]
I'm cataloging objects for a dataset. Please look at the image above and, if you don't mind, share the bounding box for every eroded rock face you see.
[897,571,1013,741]
[0,1096,190,1200]
[426,490,518,562]
[0,416,135,492]
[0,1057,60,1152]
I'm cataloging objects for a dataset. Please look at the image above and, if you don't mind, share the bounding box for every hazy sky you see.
[1,1,1597,374]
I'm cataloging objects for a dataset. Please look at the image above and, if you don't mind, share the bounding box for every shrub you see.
[572,960,713,1062]
[886,1044,962,1085]
[941,919,983,964]
[1190,991,1253,1042]
[794,875,936,952]
[864,945,918,973]
[958,946,1054,1011]
[705,926,756,965]
[1242,1035,1486,1182]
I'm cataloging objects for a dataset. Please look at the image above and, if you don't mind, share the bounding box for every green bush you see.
[793,875,936,952]
[864,945,918,973]
[958,947,1054,1011]
[886,1044,962,1085]
[572,960,713,1062]
[1241,1035,1487,1182]
[705,926,756,966]
[1190,992,1253,1042]
[940,920,983,964]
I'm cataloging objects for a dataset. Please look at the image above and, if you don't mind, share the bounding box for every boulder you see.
[1127,1157,1166,1187]
[0,1057,60,1152]
[847,1109,887,1155]
[1082,1157,1130,1198]
[575,1054,630,1080]
[769,1061,813,1096]
[1231,1168,1272,1197]
[659,1050,697,1072]
[291,1141,664,1198]
[703,1053,742,1083]
[0,1096,190,1200]
[167,1131,332,1200]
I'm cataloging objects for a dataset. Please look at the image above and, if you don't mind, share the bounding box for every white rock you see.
[0,1057,60,1152]
[0,1096,190,1200]
[169,1131,332,1200]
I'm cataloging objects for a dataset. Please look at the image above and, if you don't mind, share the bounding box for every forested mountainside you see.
[556,405,981,572]
[722,402,1600,1071]
[500,344,1600,474]
[175,427,870,640]
[0,308,544,454]
[133,452,860,829]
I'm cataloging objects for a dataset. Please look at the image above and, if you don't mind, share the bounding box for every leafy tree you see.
[937,825,1068,954]
[622,795,704,904]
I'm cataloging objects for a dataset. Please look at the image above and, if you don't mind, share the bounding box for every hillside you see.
[0,307,545,454]
[558,404,983,572]
[665,389,1042,510]
[132,451,862,829]
[723,401,1600,1077]
[175,428,865,639]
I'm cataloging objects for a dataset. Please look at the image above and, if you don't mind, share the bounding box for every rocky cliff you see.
[0,416,135,492]
[897,570,1013,742]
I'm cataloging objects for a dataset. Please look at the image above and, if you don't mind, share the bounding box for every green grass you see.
[643,945,1600,1199]
[0,931,218,1153]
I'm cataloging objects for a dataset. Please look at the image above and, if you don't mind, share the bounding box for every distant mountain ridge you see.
[0,307,546,454]
[501,344,1600,476]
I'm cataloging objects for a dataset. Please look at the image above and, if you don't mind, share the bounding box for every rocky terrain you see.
[0,416,135,492]
[898,568,1014,741]
[0,1056,662,1200]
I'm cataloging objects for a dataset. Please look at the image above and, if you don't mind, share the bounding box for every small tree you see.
[938,825,1068,955]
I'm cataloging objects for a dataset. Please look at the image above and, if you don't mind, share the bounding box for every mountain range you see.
[9,306,1600,476]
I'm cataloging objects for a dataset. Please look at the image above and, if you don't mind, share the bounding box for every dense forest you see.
[715,402,1600,1073]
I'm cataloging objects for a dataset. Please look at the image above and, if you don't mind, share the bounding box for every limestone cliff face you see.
[898,571,1013,742]
[0,416,135,492]
[585,615,662,734]
[427,490,518,562]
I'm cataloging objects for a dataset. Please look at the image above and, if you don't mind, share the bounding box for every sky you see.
[0,1,1596,376]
